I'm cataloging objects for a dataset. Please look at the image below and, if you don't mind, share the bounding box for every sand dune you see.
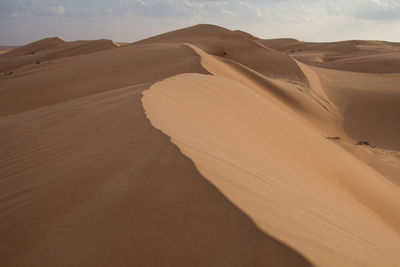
[306,65,400,151]
[0,32,311,266]
[3,37,65,58]
[0,46,19,52]
[260,38,400,73]
[143,72,400,267]
[0,38,118,73]
[0,82,311,267]
[0,43,205,115]
[135,24,307,84]
[0,47,18,55]
[185,44,338,134]
[1,24,400,266]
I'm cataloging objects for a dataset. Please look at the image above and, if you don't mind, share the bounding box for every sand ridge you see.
[135,24,308,84]
[0,31,312,267]
[142,72,400,267]
[1,24,400,266]
[142,26,400,266]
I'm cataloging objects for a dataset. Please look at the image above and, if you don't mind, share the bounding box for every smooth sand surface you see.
[143,72,400,267]
[1,24,400,266]
[141,25,400,266]
[0,32,311,266]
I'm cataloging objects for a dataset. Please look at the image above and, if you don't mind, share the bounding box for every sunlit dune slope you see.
[142,26,400,266]
[143,71,400,267]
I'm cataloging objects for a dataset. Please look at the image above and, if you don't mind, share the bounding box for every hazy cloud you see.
[2,0,400,20]
[1,0,400,44]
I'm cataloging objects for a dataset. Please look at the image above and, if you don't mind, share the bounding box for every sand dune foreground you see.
[1,24,400,266]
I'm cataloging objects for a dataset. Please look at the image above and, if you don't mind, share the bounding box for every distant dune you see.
[260,38,400,73]
[0,46,19,55]
[0,37,119,73]
[135,24,308,84]
[1,24,400,267]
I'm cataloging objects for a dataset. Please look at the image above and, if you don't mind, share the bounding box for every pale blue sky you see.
[1,0,400,45]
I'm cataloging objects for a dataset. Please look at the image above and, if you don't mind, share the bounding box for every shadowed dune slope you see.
[135,24,308,84]
[0,42,312,266]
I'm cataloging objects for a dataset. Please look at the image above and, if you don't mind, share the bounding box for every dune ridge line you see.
[142,43,400,267]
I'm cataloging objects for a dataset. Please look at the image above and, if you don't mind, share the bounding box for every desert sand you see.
[1,24,400,266]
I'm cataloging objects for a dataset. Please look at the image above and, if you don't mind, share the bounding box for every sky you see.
[1,0,400,45]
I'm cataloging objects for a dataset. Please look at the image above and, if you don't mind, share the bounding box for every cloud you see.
[301,0,400,21]
[2,0,399,21]
[0,1,66,17]
[43,4,65,15]
[353,0,400,21]
[221,9,235,16]
[1,0,400,45]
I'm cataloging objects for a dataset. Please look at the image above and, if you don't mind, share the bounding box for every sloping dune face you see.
[142,25,400,267]
[0,37,312,266]
[309,66,400,152]
[143,73,400,267]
